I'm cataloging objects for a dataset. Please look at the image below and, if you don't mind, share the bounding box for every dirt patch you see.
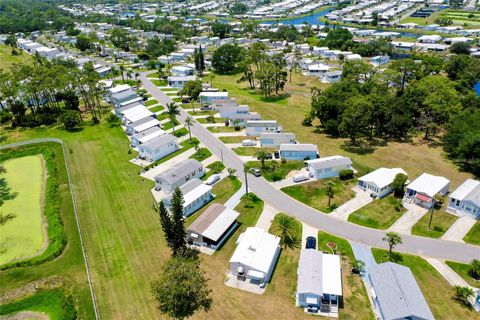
[0,276,64,305]
[0,311,49,320]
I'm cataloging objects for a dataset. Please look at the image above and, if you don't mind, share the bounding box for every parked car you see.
[305,236,316,249]
[241,139,256,146]
[293,173,309,183]
[274,151,280,159]
[205,174,221,185]
[250,168,261,177]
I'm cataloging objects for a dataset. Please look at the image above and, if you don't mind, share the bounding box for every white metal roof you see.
[229,227,280,274]
[120,97,143,107]
[200,91,229,97]
[132,118,160,132]
[279,143,318,152]
[306,155,352,170]
[297,249,342,296]
[138,127,165,144]
[449,179,480,206]
[407,173,450,197]
[202,207,240,242]
[183,183,212,208]
[121,105,148,117]
[359,168,407,189]
[126,110,154,123]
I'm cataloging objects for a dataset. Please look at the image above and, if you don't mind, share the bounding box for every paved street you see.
[140,76,480,263]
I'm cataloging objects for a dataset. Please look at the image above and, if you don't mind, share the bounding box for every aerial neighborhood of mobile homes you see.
[2,0,480,319]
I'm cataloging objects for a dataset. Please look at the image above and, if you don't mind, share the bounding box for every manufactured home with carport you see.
[163,178,213,216]
[154,159,204,192]
[403,173,450,209]
[305,155,352,179]
[358,168,407,199]
[131,126,165,147]
[187,203,239,250]
[125,117,160,135]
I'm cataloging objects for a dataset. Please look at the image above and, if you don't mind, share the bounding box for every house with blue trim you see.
[279,143,318,161]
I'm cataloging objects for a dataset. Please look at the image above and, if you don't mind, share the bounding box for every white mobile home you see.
[447,179,480,218]
[306,156,353,179]
[229,227,280,287]
[296,250,342,316]
[228,112,261,126]
[358,168,407,199]
[279,144,318,161]
[259,132,296,147]
[167,75,196,88]
[245,120,281,136]
[131,126,165,147]
[154,159,204,192]
[199,92,229,105]
[187,203,240,250]
[164,178,214,216]
[404,173,450,209]
[138,133,178,162]
[171,65,194,76]
[125,117,161,135]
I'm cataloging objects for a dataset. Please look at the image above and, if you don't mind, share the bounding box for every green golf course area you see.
[0,155,46,265]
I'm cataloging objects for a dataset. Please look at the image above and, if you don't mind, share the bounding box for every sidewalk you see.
[441,215,477,243]
[426,258,473,288]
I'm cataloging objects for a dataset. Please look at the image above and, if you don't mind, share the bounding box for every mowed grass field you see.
[1,120,338,320]
[0,45,33,71]
[0,155,46,264]
[210,73,474,190]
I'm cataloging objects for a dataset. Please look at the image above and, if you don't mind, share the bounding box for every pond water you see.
[261,8,332,25]
[474,81,480,96]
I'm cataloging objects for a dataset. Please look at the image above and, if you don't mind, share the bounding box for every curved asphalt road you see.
[140,74,480,263]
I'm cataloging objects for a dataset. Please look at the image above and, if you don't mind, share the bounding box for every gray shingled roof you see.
[369,262,434,320]
[154,159,202,184]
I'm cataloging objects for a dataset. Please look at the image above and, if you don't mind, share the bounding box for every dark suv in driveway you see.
[305,236,316,249]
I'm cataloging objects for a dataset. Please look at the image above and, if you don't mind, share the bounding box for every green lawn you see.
[219,136,251,144]
[188,110,218,116]
[189,147,212,162]
[1,155,45,264]
[371,249,479,319]
[282,178,356,213]
[144,99,158,106]
[0,289,77,319]
[0,45,33,71]
[445,261,480,288]
[202,161,226,181]
[232,147,276,156]
[0,143,94,318]
[196,117,228,124]
[162,119,180,130]
[151,79,166,86]
[247,160,304,182]
[149,105,164,113]
[207,126,240,133]
[464,221,480,245]
[317,231,373,320]
[411,209,458,238]
[348,195,406,230]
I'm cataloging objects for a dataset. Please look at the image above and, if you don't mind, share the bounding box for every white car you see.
[205,174,221,185]
[293,173,309,183]
[241,139,256,146]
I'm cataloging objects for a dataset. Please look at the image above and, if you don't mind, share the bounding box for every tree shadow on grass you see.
[260,93,290,103]
[340,142,375,155]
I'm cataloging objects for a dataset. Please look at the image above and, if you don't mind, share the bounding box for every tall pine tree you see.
[170,187,187,256]
[158,201,175,252]
[194,46,205,76]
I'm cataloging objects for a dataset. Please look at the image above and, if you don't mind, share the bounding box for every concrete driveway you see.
[255,202,278,230]
[330,187,373,220]
[441,215,477,242]
[388,202,428,234]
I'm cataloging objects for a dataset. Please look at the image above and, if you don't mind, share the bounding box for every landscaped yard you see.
[317,231,374,319]
[0,155,45,264]
[211,73,473,190]
[282,178,356,213]
[445,260,480,288]
[144,99,158,106]
[371,249,479,320]
[202,161,226,181]
[0,45,33,71]
[151,79,166,86]
[464,221,480,245]
[189,147,212,162]
[219,136,251,144]
[232,147,276,156]
[188,110,218,116]
[207,126,240,133]
[149,105,164,113]
[196,117,227,124]
[411,209,458,238]
[247,160,304,182]
[348,195,406,230]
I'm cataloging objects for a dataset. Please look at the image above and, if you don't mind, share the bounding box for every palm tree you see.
[119,65,125,83]
[270,160,279,172]
[255,150,269,168]
[270,213,300,249]
[326,181,335,207]
[469,259,480,280]
[243,163,250,194]
[227,168,236,178]
[166,102,180,135]
[453,286,474,307]
[382,232,402,261]
[126,70,133,82]
[184,116,194,142]
[134,72,140,81]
